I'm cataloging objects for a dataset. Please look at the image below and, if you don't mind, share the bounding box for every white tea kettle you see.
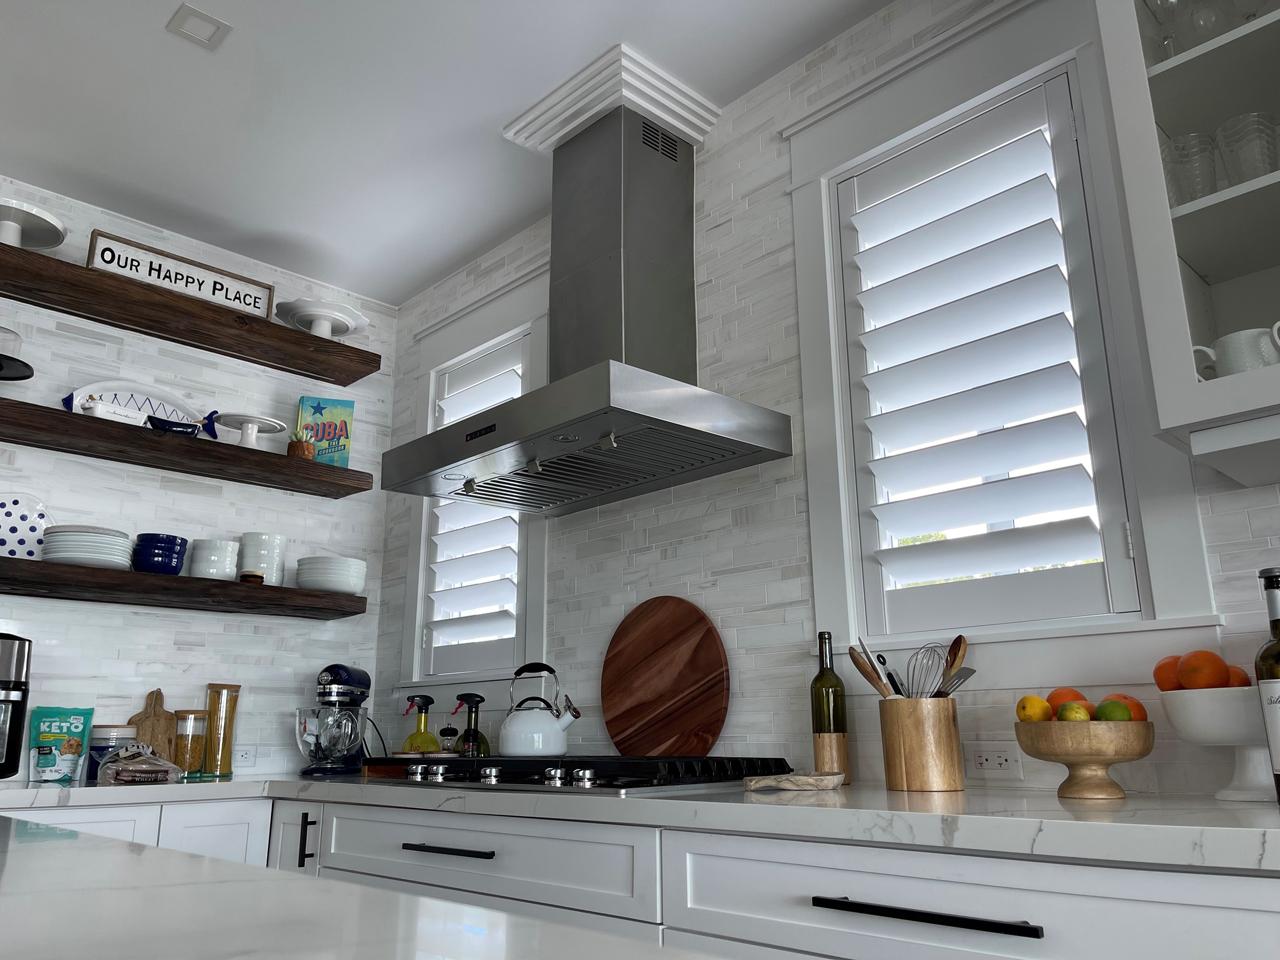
[498,662,580,756]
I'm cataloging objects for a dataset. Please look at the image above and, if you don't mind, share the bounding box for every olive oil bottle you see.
[1256,567,1280,803]
[810,631,850,784]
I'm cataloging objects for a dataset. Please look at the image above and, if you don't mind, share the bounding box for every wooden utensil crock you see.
[879,697,965,792]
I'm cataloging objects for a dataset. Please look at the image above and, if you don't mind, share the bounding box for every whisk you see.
[905,642,947,698]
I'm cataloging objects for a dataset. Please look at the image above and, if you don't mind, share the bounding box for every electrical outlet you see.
[233,745,257,768]
[966,741,1024,780]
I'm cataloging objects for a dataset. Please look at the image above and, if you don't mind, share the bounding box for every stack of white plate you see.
[42,525,133,570]
[296,555,366,594]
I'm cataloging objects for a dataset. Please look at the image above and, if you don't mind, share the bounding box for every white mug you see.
[1193,323,1280,382]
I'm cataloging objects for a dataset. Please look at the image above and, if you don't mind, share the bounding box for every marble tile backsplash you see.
[0,172,394,777]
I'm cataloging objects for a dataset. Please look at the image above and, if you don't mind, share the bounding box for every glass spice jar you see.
[203,683,241,781]
[173,710,207,781]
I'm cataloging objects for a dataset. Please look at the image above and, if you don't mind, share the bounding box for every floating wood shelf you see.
[0,397,373,499]
[0,244,381,386]
[0,557,366,620]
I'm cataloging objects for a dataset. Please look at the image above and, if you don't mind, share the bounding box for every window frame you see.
[397,270,550,687]
[788,21,1217,653]
[830,71,1140,638]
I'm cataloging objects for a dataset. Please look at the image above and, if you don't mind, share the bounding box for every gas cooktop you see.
[362,755,792,797]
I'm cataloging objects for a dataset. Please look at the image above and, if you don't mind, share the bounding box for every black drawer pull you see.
[296,814,317,869]
[402,842,496,860]
[811,896,1044,940]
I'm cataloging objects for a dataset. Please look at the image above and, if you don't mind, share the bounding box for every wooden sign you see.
[87,230,274,319]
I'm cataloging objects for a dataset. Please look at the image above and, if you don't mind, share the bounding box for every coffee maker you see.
[295,663,370,777]
[0,634,31,780]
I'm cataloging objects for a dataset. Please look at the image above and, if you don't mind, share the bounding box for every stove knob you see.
[544,767,566,784]
[572,767,596,786]
[407,764,428,781]
[426,764,448,782]
[480,766,501,784]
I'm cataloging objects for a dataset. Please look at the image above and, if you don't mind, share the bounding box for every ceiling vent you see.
[165,3,232,50]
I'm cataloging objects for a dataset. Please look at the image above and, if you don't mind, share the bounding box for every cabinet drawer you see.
[321,804,659,921]
[662,831,1275,960]
[4,804,160,845]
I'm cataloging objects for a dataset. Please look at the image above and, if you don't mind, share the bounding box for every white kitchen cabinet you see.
[267,800,323,875]
[662,830,1275,960]
[4,804,161,845]
[319,866,663,943]
[157,799,271,866]
[1098,2,1280,482]
[319,802,661,921]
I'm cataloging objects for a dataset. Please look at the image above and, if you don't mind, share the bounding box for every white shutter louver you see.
[843,81,1126,634]
[424,337,525,652]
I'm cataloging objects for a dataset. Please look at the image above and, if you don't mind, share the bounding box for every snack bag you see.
[28,706,94,784]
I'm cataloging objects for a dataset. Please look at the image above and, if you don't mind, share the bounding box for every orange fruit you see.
[1176,650,1230,689]
[1047,687,1087,715]
[1227,665,1252,687]
[1101,693,1148,722]
[1153,655,1182,692]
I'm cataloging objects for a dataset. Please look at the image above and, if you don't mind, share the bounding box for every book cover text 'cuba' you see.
[297,396,354,468]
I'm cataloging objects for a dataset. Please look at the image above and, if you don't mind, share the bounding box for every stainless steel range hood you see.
[382,106,792,516]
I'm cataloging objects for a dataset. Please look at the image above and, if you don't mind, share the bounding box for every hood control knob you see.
[572,768,596,787]
[480,766,501,784]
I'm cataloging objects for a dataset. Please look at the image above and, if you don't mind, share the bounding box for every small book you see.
[296,396,354,468]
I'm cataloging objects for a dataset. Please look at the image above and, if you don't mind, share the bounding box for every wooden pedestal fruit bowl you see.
[1015,721,1154,799]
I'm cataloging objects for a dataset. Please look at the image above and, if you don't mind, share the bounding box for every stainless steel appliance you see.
[0,634,31,780]
[296,663,370,777]
[381,106,792,516]
[363,754,792,798]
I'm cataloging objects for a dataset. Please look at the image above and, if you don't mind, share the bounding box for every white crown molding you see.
[503,43,721,153]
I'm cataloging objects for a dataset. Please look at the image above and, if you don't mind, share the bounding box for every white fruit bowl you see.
[1160,686,1272,802]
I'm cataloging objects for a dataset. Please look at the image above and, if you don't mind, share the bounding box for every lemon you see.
[1096,699,1132,722]
[1016,695,1053,722]
[1057,701,1092,722]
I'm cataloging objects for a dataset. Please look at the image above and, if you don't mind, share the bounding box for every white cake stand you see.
[0,199,66,249]
[214,413,288,449]
[275,299,369,340]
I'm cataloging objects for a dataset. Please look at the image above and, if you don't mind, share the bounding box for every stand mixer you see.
[296,663,370,777]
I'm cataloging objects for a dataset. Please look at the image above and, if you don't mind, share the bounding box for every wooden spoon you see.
[848,646,892,699]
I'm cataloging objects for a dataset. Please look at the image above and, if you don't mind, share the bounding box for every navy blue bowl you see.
[131,551,185,575]
[135,534,188,552]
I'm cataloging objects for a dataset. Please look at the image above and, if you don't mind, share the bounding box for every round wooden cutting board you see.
[601,596,729,757]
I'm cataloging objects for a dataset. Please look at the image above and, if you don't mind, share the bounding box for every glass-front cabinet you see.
[1108,1,1280,484]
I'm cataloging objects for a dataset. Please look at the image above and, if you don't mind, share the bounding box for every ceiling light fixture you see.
[165,3,232,51]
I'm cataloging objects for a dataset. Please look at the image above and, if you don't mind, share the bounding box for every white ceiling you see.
[0,0,887,304]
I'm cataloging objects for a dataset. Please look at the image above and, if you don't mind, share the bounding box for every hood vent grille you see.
[452,425,737,511]
[641,118,680,162]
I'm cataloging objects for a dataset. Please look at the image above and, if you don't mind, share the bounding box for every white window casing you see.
[787,1,1218,665]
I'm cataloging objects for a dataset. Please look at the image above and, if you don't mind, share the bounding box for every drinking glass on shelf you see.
[1216,113,1279,185]
[1164,133,1220,203]
[1174,0,1242,49]
[1143,0,1186,59]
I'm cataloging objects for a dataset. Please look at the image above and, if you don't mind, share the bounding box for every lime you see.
[1096,699,1132,722]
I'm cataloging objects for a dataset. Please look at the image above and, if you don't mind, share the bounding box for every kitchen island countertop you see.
[0,816,703,960]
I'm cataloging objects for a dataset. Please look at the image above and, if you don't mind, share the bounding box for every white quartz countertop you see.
[4,774,1278,874]
[0,817,711,960]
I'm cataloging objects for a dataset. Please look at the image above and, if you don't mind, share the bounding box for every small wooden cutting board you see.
[128,688,177,761]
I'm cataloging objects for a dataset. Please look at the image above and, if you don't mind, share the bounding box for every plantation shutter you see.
[425,336,525,674]
[842,77,1137,635]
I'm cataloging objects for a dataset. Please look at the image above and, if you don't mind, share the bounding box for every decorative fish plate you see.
[62,380,217,438]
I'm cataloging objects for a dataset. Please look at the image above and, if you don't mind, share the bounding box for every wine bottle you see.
[810,631,850,784]
[1255,567,1280,803]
